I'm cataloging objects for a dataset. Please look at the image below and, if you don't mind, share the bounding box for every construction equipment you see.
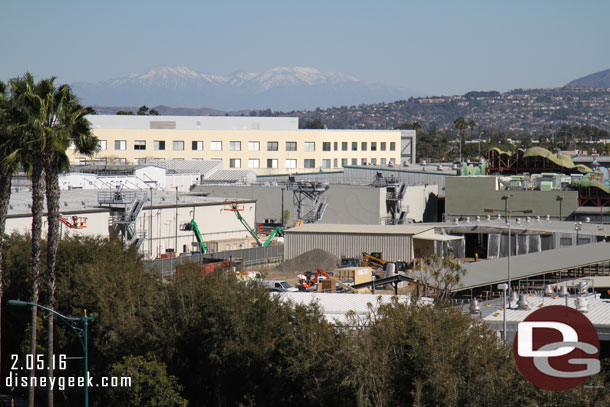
[297,269,357,293]
[180,219,207,254]
[59,215,87,229]
[224,201,283,247]
[362,252,386,269]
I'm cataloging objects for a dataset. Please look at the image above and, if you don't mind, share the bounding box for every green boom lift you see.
[226,201,283,247]
[180,219,208,254]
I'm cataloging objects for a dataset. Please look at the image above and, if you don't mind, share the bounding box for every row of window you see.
[97,140,396,152]
[228,157,397,169]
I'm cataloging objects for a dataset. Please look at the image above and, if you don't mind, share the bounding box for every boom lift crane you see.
[297,269,357,293]
[180,219,207,254]
[224,201,283,247]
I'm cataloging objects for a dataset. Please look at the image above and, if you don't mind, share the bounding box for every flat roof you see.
[86,115,299,131]
[457,242,610,291]
[6,189,254,217]
[285,223,433,235]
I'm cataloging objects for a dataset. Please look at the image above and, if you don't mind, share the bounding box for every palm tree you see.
[453,117,466,162]
[9,73,56,407]
[42,84,97,407]
[0,80,23,386]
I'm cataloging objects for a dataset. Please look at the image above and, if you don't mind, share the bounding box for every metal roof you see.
[482,294,610,329]
[429,219,610,237]
[6,189,250,216]
[457,242,610,291]
[279,292,410,324]
[205,170,256,182]
[285,223,433,235]
[143,159,222,175]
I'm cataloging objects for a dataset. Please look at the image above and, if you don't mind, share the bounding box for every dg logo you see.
[514,305,600,391]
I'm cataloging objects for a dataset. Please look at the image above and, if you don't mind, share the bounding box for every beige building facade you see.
[70,116,408,175]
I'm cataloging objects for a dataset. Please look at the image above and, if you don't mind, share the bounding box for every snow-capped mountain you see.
[71,66,415,111]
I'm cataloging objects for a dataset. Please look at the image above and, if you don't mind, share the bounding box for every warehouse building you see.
[4,189,257,259]
[68,115,415,175]
[284,224,464,263]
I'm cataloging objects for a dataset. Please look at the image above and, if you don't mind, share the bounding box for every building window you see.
[322,159,331,169]
[97,140,107,150]
[333,142,338,151]
[210,141,222,151]
[248,159,260,168]
[154,140,165,151]
[285,159,297,169]
[304,159,315,169]
[286,141,297,151]
[371,158,377,165]
[351,158,357,165]
[114,140,126,150]
[134,158,146,164]
[304,142,315,152]
[173,141,184,151]
[341,142,348,151]
[134,140,146,150]
[341,158,348,167]
[361,158,367,165]
[267,159,278,168]
[380,142,386,151]
[389,158,396,165]
[192,141,204,151]
[390,142,396,151]
[371,142,377,151]
[333,158,338,168]
[267,141,278,151]
[323,142,331,151]
[230,141,241,151]
[361,142,367,151]
[230,158,241,168]
[248,141,260,151]
[381,158,387,166]
[352,142,358,151]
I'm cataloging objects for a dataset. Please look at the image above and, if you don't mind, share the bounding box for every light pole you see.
[498,283,508,343]
[556,195,564,220]
[8,300,94,407]
[574,221,582,246]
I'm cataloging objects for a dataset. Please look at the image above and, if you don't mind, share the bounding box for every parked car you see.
[261,280,298,292]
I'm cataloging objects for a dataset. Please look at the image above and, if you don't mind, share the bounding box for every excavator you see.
[225,201,284,247]
[362,252,411,273]
[297,269,357,293]
[180,219,207,254]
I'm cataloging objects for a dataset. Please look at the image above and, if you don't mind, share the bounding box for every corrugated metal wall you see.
[285,232,413,262]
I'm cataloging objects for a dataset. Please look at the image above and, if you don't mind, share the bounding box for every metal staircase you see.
[98,186,148,250]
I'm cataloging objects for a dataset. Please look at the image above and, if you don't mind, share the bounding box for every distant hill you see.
[565,68,610,88]
[72,66,417,111]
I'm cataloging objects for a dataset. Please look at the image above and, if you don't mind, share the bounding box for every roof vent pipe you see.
[517,294,531,310]
[544,284,555,297]
[470,298,481,314]
[575,297,589,313]
[558,286,569,297]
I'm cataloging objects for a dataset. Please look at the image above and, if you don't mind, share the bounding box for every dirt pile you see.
[272,249,340,274]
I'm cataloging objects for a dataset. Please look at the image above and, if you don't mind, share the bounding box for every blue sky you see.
[2,0,609,96]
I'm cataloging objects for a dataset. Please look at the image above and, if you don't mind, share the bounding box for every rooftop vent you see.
[517,294,531,310]
[558,286,569,297]
[544,284,555,297]
[575,297,589,313]
[150,121,176,129]
[469,298,480,314]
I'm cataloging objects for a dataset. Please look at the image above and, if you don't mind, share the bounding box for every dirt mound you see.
[272,249,340,274]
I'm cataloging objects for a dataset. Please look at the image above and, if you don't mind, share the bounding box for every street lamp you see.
[485,196,534,310]
[498,283,508,343]
[574,221,582,246]
[556,195,564,220]
[8,300,94,407]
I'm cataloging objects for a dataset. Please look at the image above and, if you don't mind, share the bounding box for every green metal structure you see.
[181,219,208,254]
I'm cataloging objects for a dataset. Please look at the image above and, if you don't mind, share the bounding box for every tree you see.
[41,84,97,407]
[302,118,324,129]
[453,117,467,162]
[108,355,188,407]
[9,73,50,407]
[0,80,22,386]
[116,110,134,115]
[137,105,150,115]
[412,254,465,302]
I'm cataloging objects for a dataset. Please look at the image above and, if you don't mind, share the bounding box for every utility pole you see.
[175,187,179,254]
